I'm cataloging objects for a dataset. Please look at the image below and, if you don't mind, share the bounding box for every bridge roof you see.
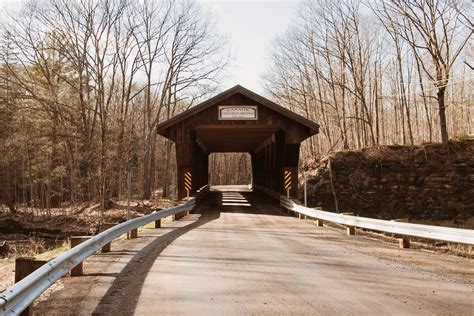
[156,85,320,135]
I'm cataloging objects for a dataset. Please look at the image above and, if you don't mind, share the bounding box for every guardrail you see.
[253,185,474,246]
[0,185,209,316]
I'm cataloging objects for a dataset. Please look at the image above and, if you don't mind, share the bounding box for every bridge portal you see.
[156,85,319,200]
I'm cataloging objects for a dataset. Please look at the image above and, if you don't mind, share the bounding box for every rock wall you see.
[301,140,474,221]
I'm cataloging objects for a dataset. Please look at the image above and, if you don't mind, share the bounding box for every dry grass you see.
[0,240,69,292]
[35,241,70,260]
[2,238,69,261]
[4,238,46,260]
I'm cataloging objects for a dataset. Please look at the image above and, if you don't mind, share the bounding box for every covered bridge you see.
[156,85,319,200]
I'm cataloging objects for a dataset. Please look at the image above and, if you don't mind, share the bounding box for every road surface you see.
[35,186,473,315]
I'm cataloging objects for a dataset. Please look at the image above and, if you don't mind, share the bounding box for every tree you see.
[374,0,473,146]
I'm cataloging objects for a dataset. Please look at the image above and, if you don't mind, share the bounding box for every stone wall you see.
[300,140,474,221]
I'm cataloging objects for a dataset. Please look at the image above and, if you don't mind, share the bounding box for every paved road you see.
[132,187,473,315]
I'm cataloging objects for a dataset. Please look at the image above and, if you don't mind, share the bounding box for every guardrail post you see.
[175,208,184,220]
[399,237,410,249]
[316,219,324,226]
[390,219,409,238]
[129,214,142,239]
[101,242,111,253]
[70,236,91,276]
[179,197,192,219]
[99,223,117,253]
[14,257,47,316]
[130,228,138,239]
[155,219,161,228]
[346,226,355,235]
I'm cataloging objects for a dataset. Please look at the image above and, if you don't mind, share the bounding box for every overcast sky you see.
[0,0,299,94]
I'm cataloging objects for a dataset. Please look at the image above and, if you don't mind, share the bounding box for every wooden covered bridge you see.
[156,85,319,200]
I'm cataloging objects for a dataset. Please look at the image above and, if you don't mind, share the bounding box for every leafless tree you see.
[373,0,473,146]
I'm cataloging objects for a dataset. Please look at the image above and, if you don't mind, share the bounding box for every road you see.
[35,186,473,315]
[135,187,473,315]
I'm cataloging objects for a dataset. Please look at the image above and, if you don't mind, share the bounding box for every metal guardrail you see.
[254,185,474,245]
[0,185,209,316]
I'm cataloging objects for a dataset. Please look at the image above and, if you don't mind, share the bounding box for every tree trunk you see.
[437,86,449,146]
[142,131,153,199]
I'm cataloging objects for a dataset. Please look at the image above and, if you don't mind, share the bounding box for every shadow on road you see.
[92,193,221,315]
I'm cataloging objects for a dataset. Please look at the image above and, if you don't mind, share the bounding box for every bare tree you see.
[374,0,473,146]
[136,0,227,199]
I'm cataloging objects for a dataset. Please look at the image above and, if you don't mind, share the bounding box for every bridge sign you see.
[218,105,258,120]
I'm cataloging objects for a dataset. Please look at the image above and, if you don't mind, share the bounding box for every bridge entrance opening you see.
[156,85,319,200]
[209,153,252,186]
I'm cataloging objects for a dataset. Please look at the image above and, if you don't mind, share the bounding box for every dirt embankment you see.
[301,140,474,225]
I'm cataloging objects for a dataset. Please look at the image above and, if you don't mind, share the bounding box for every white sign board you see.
[218,105,258,120]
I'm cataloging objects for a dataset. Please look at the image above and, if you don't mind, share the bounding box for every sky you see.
[0,0,300,94]
[196,0,300,93]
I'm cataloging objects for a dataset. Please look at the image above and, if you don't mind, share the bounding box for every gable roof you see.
[156,85,320,134]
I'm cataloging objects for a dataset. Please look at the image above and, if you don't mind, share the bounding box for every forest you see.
[265,0,472,155]
[0,0,472,214]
